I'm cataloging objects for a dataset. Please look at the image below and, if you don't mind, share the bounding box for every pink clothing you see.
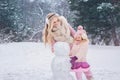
[70,26,93,80]
[70,39,89,62]
[68,24,76,37]
[72,67,90,72]
[70,56,90,69]
[75,69,82,80]
[73,67,93,80]
[70,26,89,62]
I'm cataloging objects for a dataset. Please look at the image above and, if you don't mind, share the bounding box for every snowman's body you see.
[51,42,74,80]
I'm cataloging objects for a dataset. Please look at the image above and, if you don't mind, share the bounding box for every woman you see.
[42,13,76,53]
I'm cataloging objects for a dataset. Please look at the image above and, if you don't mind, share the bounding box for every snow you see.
[0,42,120,80]
[29,0,35,2]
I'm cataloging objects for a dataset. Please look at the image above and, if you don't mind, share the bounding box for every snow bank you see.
[0,42,120,80]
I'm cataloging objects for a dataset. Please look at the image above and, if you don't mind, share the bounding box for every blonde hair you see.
[42,13,59,45]
[42,13,70,45]
[59,16,70,37]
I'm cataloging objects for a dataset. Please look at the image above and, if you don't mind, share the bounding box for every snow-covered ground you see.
[0,42,120,80]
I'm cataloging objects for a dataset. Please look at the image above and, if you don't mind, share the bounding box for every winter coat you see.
[51,26,74,44]
[70,33,89,62]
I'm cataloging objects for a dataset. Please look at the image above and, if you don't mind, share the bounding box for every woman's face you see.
[52,17,61,27]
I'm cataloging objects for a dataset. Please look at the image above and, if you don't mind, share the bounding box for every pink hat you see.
[77,25,83,30]
[74,25,86,38]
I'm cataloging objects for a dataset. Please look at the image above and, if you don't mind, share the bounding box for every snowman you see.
[51,42,74,80]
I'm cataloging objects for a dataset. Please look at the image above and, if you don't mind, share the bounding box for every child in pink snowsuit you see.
[69,26,94,80]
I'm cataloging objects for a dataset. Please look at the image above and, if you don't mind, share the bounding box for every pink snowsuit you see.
[70,26,93,80]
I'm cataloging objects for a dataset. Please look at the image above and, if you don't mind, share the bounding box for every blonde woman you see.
[42,13,76,52]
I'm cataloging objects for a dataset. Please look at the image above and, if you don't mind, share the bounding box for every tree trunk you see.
[109,12,120,46]
[111,26,120,46]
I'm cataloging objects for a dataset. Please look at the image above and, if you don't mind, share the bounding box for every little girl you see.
[42,13,76,52]
[69,26,93,80]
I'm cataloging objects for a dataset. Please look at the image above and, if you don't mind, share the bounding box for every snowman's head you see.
[54,42,70,56]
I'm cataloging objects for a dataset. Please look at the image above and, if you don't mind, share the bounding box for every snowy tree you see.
[50,0,75,26]
[68,0,120,46]
[0,0,51,43]
[0,0,18,43]
[0,0,75,43]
